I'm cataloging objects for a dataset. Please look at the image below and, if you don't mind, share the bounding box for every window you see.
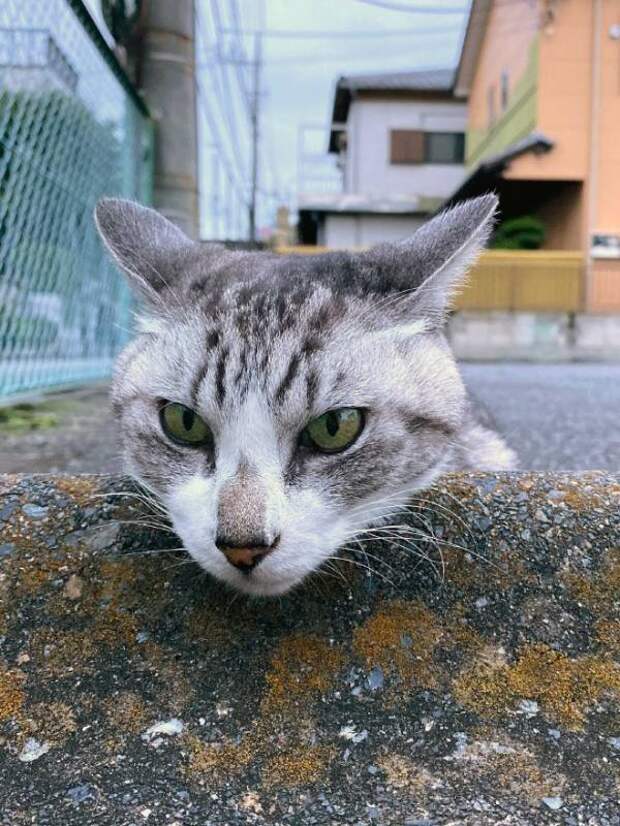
[389,130,464,165]
[425,132,465,164]
[501,70,509,111]
[488,85,496,127]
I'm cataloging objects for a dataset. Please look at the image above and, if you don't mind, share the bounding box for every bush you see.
[491,215,546,250]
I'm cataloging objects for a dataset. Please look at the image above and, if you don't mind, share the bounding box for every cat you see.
[95,194,515,597]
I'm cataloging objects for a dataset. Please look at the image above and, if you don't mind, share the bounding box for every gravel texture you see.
[0,472,619,825]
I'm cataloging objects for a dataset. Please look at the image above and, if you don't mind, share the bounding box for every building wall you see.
[466,0,540,167]
[505,0,593,184]
[344,97,467,199]
[535,183,584,251]
[591,0,620,237]
[324,213,424,249]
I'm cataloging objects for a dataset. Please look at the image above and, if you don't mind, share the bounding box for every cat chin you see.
[220,571,305,598]
[183,539,324,597]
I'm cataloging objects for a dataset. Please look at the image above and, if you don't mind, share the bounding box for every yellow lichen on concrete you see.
[97,558,139,604]
[183,733,254,782]
[11,553,81,597]
[453,642,620,729]
[351,601,487,701]
[181,634,342,790]
[565,548,620,616]
[548,476,616,513]
[452,647,511,717]
[596,619,620,655]
[54,476,100,506]
[102,691,149,734]
[30,607,137,675]
[261,635,343,714]
[442,545,535,591]
[378,754,441,794]
[185,605,238,647]
[261,744,335,789]
[352,601,444,689]
[0,666,25,721]
[17,701,77,746]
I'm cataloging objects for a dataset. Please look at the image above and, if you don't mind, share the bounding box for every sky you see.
[196,0,470,238]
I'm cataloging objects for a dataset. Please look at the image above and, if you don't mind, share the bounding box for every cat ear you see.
[94,198,196,306]
[363,193,498,326]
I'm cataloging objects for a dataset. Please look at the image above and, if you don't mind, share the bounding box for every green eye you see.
[301,407,365,454]
[159,402,212,446]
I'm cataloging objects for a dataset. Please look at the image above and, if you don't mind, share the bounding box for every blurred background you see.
[0,0,618,474]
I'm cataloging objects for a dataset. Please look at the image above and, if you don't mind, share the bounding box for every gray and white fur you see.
[95,194,515,596]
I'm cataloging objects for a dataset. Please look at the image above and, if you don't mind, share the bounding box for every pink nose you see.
[219,545,273,573]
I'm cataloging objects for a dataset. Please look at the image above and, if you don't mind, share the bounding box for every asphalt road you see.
[461,363,620,471]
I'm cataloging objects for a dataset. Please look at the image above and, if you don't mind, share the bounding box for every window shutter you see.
[390,129,424,164]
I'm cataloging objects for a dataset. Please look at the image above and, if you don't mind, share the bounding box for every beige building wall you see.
[505,0,593,183]
[592,0,620,236]
[536,183,585,251]
[466,0,539,149]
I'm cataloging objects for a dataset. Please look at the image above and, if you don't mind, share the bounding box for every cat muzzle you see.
[215,536,280,574]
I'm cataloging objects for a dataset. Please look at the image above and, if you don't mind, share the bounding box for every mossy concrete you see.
[0,472,618,825]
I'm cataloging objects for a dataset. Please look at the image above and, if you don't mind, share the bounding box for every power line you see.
[220,25,464,39]
[353,0,466,12]
[199,8,249,183]
[230,0,252,105]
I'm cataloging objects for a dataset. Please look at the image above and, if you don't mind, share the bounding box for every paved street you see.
[462,363,620,471]
[1,365,619,474]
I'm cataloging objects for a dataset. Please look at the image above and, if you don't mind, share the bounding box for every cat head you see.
[95,194,497,596]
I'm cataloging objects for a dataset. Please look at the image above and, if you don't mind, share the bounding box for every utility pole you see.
[138,0,199,238]
[248,32,261,242]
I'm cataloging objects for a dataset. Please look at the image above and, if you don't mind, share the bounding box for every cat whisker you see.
[332,552,400,591]
[113,519,176,535]
[354,534,444,582]
[119,546,186,558]
[345,542,399,580]
[90,489,168,515]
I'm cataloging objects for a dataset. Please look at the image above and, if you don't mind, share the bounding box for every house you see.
[298,68,467,248]
[445,0,620,311]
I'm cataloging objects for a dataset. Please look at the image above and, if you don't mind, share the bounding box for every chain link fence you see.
[0,0,152,402]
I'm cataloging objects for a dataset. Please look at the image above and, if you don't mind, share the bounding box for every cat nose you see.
[215,536,280,574]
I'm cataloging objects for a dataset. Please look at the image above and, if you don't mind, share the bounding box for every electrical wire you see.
[220,25,465,39]
[353,0,466,12]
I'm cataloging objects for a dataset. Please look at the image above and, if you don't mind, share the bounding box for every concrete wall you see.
[344,98,467,198]
[448,310,620,361]
[323,213,425,249]
[1,471,619,821]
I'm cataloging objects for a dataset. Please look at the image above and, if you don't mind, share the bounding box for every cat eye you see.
[159,402,212,447]
[300,407,364,454]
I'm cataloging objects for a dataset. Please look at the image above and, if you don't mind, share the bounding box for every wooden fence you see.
[454,250,583,312]
[276,247,585,312]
